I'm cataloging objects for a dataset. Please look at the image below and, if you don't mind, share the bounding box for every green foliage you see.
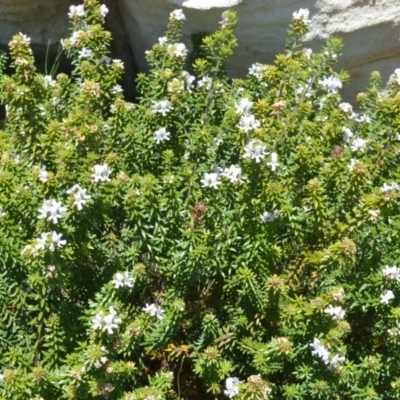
[1,1,400,398]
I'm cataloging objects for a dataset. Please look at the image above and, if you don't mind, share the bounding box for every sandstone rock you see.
[118,0,400,100]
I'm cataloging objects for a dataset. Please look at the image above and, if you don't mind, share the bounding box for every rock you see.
[118,0,400,100]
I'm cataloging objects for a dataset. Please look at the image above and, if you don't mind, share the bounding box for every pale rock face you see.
[118,0,400,100]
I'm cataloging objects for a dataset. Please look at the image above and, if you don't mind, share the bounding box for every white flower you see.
[342,127,353,142]
[102,307,122,334]
[110,84,123,94]
[92,164,111,183]
[38,199,67,224]
[380,290,395,304]
[185,74,196,92]
[319,75,342,93]
[239,114,260,133]
[143,303,165,320]
[350,138,366,152]
[154,127,171,144]
[390,68,400,85]
[112,271,133,288]
[267,152,279,171]
[38,166,48,183]
[158,36,168,45]
[324,305,346,321]
[100,4,109,18]
[92,313,103,330]
[243,140,267,163]
[382,265,400,280]
[235,98,253,115]
[50,231,67,251]
[310,338,330,364]
[68,5,85,18]
[201,172,221,189]
[220,11,229,25]
[168,43,187,58]
[339,102,353,113]
[35,232,49,251]
[292,8,310,25]
[381,182,400,192]
[18,32,31,45]
[43,75,56,87]
[198,76,212,90]
[330,354,346,367]
[152,100,173,116]
[224,377,241,398]
[348,158,358,171]
[249,63,263,79]
[222,165,243,184]
[261,210,279,223]
[170,9,186,21]
[67,185,91,210]
[78,48,92,59]
[303,48,313,59]
[112,59,124,69]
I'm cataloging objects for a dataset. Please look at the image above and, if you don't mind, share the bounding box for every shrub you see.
[1,1,400,399]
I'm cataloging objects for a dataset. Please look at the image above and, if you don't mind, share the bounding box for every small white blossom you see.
[170,9,186,21]
[112,271,133,288]
[239,114,260,133]
[303,48,313,59]
[310,338,330,364]
[330,354,346,367]
[38,166,48,183]
[67,185,91,210]
[100,4,109,18]
[38,199,67,224]
[92,164,111,183]
[243,140,267,163]
[220,11,229,25]
[18,32,31,45]
[382,265,400,280]
[154,127,171,144]
[235,98,253,115]
[197,76,212,90]
[112,59,124,69]
[78,48,92,59]
[68,5,85,18]
[222,165,243,184]
[152,100,173,116]
[348,158,358,171]
[292,8,310,25]
[43,75,56,87]
[102,307,122,334]
[380,290,395,304]
[50,231,67,251]
[319,75,342,93]
[158,36,168,45]
[390,68,400,85]
[324,305,345,321]
[110,84,123,94]
[343,127,353,142]
[249,63,263,79]
[224,377,241,398]
[381,182,400,192]
[261,210,279,223]
[168,43,187,58]
[339,102,353,113]
[201,172,221,189]
[92,313,104,330]
[267,152,279,171]
[350,138,366,152]
[143,303,165,320]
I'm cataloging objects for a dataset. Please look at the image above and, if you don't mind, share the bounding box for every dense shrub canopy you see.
[1,1,400,399]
